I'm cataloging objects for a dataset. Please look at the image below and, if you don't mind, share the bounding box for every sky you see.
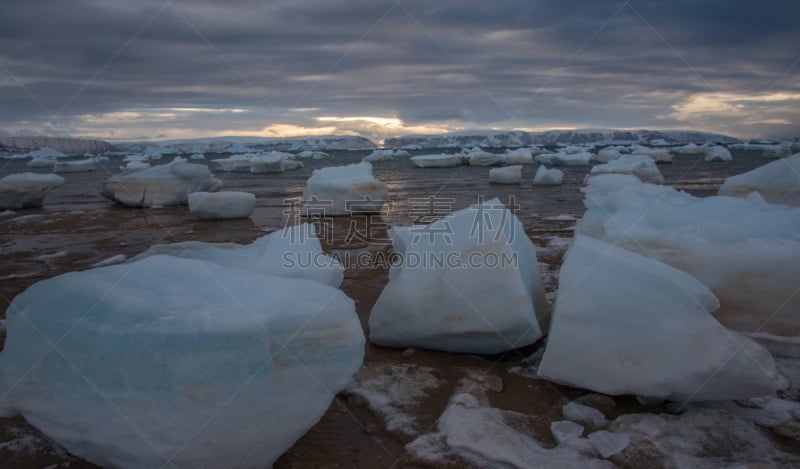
[1,0,798,143]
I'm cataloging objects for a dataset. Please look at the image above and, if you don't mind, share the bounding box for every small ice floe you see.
[579,173,800,337]
[410,153,464,168]
[53,157,99,173]
[0,224,363,468]
[503,147,535,165]
[0,173,65,210]
[362,149,408,161]
[532,165,564,185]
[465,148,505,166]
[704,145,733,162]
[100,163,222,208]
[719,152,800,206]
[488,165,522,184]
[369,198,547,354]
[188,191,256,220]
[538,234,782,401]
[593,148,621,163]
[302,161,387,215]
[588,154,664,184]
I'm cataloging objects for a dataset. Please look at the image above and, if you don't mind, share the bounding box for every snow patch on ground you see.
[609,408,800,467]
[345,363,443,436]
[406,376,613,468]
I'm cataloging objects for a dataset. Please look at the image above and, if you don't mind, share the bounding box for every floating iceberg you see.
[578,174,800,338]
[303,161,387,215]
[53,157,99,173]
[503,148,534,165]
[0,226,363,468]
[533,166,564,185]
[0,172,65,210]
[363,149,409,161]
[133,224,344,288]
[211,151,301,173]
[250,152,302,173]
[100,163,222,208]
[718,153,800,206]
[296,150,329,159]
[489,165,522,184]
[369,198,547,354]
[704,145,732,162]
[188,191,256,220]
[628,145,673,164]
[27,156,58,168]
[588,154,664,184]
[550,151,593,166]
[120,160,151,171]
[411,153,464,168]
[673,142,706,154]
[594,148,621,163]
[730,143,792,158]
[466,149,505,166]
[538,235,781,401]
[143,146,177,160]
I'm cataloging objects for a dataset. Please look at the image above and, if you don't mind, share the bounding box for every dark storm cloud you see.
[0,0,798,140]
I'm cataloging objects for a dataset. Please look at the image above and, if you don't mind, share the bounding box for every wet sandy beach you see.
[1,149,796,467]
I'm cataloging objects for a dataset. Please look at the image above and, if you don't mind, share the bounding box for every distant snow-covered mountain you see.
[0,136,117,155]
[385,129,740,149]
[118,135,376,153]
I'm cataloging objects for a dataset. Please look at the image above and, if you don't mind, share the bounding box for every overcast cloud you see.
[1,0,798,142]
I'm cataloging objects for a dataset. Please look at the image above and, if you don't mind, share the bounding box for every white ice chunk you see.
[589,154,664,184]
[53,157,98,173]
[628,145,672,163]
[466,149,505,166]
[303,161,387,215]
[704,145,733,161]
[0,172,65,210]
[489,165,522,184]
[363,149,395,161]
[411,153,464,168]
[532,165,564,185]
[718,152,800,206]
[673,142,705,154]
[587,431,629,458]
[504,148,534,165]
[551,420,584,444]
[551,151,593,166]
[538,234,782,401]
[27,155,58,168]
[594,148,621,163]
[100,163,222,208]
[25,147,67,159]
[609,409,800,467]
[143,146,176,160]
[0,228,364,468]
[120,160,150,171]
[188,191,256,220]
[210,154,252,172]
[562,401,608,428]
[369,198,547,354]
[407,391,612,468]
[578,174,800,337]
[133,224,344,288]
